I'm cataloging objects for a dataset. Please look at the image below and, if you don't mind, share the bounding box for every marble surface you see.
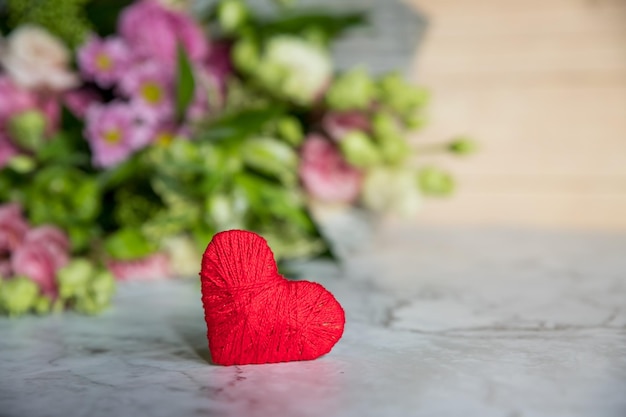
[1,227,625,417]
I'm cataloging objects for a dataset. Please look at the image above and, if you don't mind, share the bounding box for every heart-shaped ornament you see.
[200,230,345,366]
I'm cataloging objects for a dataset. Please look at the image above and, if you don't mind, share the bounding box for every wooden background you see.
[409,0,626,231]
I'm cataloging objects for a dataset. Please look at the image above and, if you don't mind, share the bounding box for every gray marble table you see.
[1,227,625,417]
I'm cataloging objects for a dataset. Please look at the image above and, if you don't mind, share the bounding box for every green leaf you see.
[38,132,91,167]
[196,107,285,143]
[97,154,144,190]
[104,228,157,260]
[175,44,196,122]
[242,137,298,185]
[253,10,367,42]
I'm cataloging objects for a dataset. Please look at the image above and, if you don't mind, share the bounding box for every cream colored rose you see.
[1,25,78,91]
[361,167,421,217]
[161,235,202,278]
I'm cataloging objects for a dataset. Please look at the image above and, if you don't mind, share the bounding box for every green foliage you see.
[57,259,116,315]
[26,166,101,226]
[5,0,92,47]
[104,228,157,260]
[252,10,366,44]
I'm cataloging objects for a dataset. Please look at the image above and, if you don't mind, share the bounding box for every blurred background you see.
[410,0,626,231]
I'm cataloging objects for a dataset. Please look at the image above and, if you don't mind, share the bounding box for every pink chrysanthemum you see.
[84,102,150,168]
[118,0,209,68]
[78,35,132,88]
[119,62,174,123]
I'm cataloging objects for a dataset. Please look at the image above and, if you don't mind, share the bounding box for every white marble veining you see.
[1,227,625,417]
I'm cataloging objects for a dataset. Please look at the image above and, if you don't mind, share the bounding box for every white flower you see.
[0,25,78,91]
[161,235,201,278]
[258,36,332,105]
[361,167,421,217]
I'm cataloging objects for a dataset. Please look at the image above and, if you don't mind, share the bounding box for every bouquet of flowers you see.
[0,0,473,316]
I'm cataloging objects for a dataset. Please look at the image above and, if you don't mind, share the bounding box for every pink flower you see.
[23,226,70,271]
[11,241,58,296]
[77,36,132,88]
[118,0,209,68]
[0,76,36,126]
[119,62,174,123]
[0,133,19,169]
[10,225,70,296]
[63,87,102,118]
[323,111,371,142]
[84,102,150,168]
[107,252,171,281]
[0,204,29,255]
[299,134,363,204]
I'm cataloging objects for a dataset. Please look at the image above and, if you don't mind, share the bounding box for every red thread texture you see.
[199,230,345,366]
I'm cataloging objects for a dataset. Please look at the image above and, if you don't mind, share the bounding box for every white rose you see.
[259,36,332,105]
[161,235,201,278]
[1,25,78,92]
[362,167,421,217]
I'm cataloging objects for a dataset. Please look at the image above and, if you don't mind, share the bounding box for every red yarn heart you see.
[200,230,345,366]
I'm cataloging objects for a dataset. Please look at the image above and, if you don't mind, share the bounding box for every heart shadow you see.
[204,358,346,417]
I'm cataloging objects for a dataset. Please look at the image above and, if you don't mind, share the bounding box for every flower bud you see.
[339,131,381,168]
[276,116,304,146]
[89,270,116,306]
[217,0,249,34]
[378,72,429,116]
[33,296,51,315]
[326,68,375,111]
[418,167,455,196]
[57,258,94,300]
[6,155,36,173]
[7,110,46,151]
[380,134,411,165]
[372,111,401,140]
[232,38,259,74]
[448,137,477,155]
[0,276,39,317]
